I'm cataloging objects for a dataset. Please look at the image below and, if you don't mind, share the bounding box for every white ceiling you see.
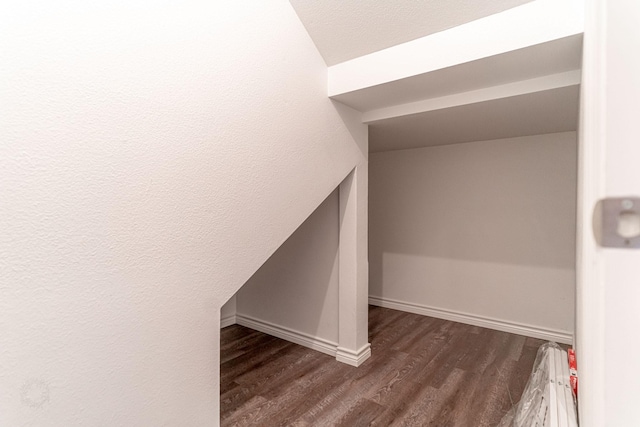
[289,0,534,66]
[289,0,581,153]
[368,85,580,152]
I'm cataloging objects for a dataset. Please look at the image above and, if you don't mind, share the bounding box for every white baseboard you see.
[220,314,237,329]
[235,314,338,357]
[369,296,573,344]
[336,343,372,367]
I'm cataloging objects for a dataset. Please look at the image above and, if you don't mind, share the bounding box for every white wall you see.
[369,132,577,339]
[236,190,340,345]
[0,1,366,425]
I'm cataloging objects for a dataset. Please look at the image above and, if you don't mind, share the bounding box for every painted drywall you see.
[369,132,577,336]
[327,0,584,97]
[290,0,533,65]
[368,85,580,152]
[221,295,237,327]
[0,1,366,425]
[237,189,340,345]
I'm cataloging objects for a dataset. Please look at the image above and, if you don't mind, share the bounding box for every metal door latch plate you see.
[600,197,640,248]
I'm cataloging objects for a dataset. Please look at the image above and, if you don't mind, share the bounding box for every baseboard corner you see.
[220,315,237,329]
[336,343,372,367]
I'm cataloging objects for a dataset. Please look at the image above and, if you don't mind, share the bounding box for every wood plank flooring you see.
[220,306,546,426]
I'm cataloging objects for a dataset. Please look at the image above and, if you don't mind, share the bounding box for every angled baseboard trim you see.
[368,296,573,344]
[235,314,338,357]
[336,343,372,367]
[220,314,237,329]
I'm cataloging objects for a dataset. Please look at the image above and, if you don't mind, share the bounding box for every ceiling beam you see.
[328,0,584,110]
[363,70,581,124]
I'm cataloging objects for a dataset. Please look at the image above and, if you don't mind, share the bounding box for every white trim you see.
[575,0,607,425]
[369,296,573,344]
[220,314,237,329]
[235,314,338,357]
[362,71,581,124]
[335,343,372,367]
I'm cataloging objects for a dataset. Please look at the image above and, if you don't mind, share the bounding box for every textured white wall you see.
[369,133,577,335]
[237,190,340,343]
[0,1,365,425]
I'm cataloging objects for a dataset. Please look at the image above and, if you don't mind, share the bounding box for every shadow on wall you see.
[218,99,369,353]
[368,132,578,332]
[331,100,368,159]
[226,188,341,345]
[369,133,578,270]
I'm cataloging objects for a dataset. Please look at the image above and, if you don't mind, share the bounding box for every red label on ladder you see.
[568,348,578,397]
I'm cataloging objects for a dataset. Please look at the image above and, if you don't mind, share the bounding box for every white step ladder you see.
[546,346,578,427]
[499,343,578,427]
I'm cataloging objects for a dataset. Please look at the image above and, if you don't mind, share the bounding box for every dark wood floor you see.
[220,306,545,426]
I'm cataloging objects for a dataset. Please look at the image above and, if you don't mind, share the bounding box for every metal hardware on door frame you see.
[598,197,640,249]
